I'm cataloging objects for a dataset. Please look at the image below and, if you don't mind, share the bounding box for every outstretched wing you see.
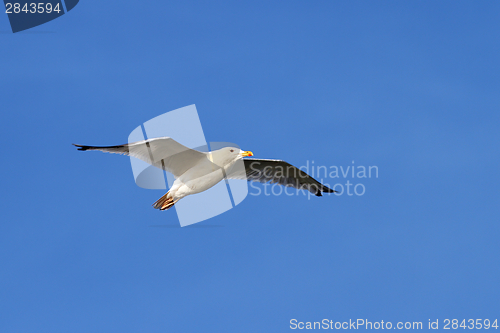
[227,158,335,196]
[74,137,207,178]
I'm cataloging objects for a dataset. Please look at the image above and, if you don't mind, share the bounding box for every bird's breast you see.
[178,167,226,195]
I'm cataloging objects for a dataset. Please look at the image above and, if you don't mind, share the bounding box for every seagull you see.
[74,137,335,210]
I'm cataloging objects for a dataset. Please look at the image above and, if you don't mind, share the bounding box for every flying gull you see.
[74,137,335,210]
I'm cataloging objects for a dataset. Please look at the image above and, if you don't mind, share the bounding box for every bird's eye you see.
[230,149,234,152]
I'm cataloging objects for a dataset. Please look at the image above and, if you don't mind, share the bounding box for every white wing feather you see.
[74,137,207,178]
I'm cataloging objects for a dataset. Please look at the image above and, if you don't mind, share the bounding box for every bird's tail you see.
[152,191,178,211]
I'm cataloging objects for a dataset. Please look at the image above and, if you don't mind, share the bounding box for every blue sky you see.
[1,1,499,332]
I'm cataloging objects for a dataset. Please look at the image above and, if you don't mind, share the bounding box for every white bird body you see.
[174,169,223,198]
[171,150,240,200]
[147,147,247,209]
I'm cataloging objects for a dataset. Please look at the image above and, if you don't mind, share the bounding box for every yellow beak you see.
[241,151,253,157]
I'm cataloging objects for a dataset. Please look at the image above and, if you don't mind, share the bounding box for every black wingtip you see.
[73,144,90,151]
[322,187,336,194]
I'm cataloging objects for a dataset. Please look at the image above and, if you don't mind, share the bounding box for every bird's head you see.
[211,147,253,167]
